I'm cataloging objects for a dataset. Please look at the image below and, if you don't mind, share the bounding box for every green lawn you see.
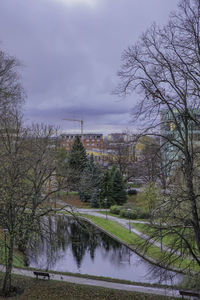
[0,273,179,300]
[83,214,143,245]
[100,210,146,222]
[131,223,175,246]
[132,223,198,256]
[83,215,199,273]
[0,233,24,268]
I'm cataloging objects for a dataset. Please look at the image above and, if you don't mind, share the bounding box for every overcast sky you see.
[0,0,178,134]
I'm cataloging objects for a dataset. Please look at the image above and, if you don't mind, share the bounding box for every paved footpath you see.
[0,265,180,298]
[76,209,185,257]
[77,209,168,248]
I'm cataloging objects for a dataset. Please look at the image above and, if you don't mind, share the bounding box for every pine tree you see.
[79,154,102,203]
[100,166,127,207]
[68,136,87,190]
[100,169,114,208]
[68,136,87,172]
[90,190,100,208]
[112,168,127,205]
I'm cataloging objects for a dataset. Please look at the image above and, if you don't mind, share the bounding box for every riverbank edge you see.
[80,215,184,278]
[59,210,195,273]
[0,213,182,293]
[0,213,180,292]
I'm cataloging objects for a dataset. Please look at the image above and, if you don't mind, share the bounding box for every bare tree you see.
[0,112,72,295]
[0,48,78,296]
[116,0,200,277]
[0,49,24,111]
[0,48,26,295]
[134,136,165,186]
[104,132,136,182]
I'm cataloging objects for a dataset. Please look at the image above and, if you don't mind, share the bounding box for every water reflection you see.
[27,215,181,284]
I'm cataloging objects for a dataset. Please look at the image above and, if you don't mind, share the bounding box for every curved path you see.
[76,209,169,249]
[75,209,185,258]
[56,202,189,257]
[0,265,180,298]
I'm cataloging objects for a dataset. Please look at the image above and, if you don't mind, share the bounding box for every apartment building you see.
[60,133,103,151]
[160,109,200,176]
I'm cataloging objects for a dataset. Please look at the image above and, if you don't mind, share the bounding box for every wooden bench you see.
[179,289,200,299]
[33,271,50,280]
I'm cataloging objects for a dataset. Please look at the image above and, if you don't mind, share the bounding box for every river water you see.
[27,215,181,285]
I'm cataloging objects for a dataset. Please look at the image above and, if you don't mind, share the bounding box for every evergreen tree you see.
[110,165,117,178]
[100,169,114,208]
[79,154,102,203]
[112,168,127,205]
[68,136,87,190]
[90,189,100,208]
[68,136,87,172]
[100,166,127,207]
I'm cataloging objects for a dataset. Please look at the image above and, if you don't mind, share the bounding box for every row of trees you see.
[57,136,127,208]
[100,166,127,208]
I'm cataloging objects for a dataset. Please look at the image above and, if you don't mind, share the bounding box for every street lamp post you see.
[159,219,163,251]
[99,189,101,209]
[127,209,131,233]
[104,198,108,219]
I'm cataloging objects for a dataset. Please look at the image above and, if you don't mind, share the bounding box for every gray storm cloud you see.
[0,0,178,133]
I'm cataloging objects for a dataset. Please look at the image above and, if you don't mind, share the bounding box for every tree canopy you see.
[79,154,102,205]
[100,166,127,207]
[68,136,87,191]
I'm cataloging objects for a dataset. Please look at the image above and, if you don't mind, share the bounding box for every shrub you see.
[119,207,150,219]
[123,203,136,209]
[137,208,150,219]
[120,209,138,219]
[110,205,122,215]
[136,182,160,212]
[127,189,137,195]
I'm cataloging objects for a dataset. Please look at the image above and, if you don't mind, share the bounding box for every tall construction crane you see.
[62,118,84,134]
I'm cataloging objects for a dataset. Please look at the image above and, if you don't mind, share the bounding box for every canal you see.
[27,215,181,285]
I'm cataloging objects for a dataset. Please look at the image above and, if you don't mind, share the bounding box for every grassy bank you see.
[99,211,146,221]
[131,223,177,248]
[132,223,193,251]
[0,231,24,268]
[0,273,179,299]
[83,215,198,273]
[83,214,168,264]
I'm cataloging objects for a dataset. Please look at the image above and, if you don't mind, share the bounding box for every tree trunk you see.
[185,157,200,255]
[2,237,14,296]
